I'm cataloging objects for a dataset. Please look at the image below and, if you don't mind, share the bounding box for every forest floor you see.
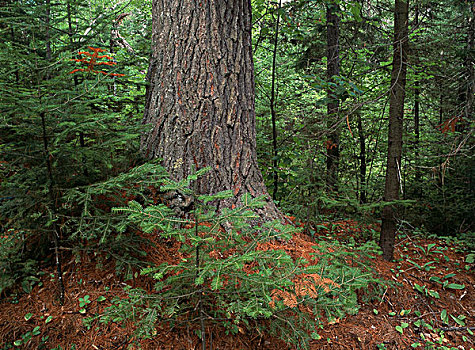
[0,220,473,350]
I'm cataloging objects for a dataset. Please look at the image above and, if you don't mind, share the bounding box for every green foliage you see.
[415,157,475,236]
[97,172,381,349]
[395,322,409,334]
[252,0,473,240]
[309,239,385,312]
[0,0,153,295]
[78,295,91,314]
[0,230,39,295]
[104,189,313,347]
[0,0,472,345]
[60,162,170,277]
[413,283,440,299]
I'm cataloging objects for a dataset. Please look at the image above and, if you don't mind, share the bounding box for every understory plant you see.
[99,169,382,349]
[0,0,152,297]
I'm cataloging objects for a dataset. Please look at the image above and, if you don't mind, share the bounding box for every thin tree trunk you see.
[464,2,474,121]
[413,4,421,198]
[325,2,340,192]
[357,111,367,204]
[379,0,409,261]
[45,0,51,61]
[270,0,281,201]
[44,0,65,304]
[439,91,443,125]
[141,0,281,220]
[67,1,89,177]
[414,82,420,193]
[111,13,134,53]
[67,1,79,86]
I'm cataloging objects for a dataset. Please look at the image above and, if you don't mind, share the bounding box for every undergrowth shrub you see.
[60,162,170,277]
[0,0,151,297]
[311,240,385,307]
[96,170,383,349]
[0,230,39,295]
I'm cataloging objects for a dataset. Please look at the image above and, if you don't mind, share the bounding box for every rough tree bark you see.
[463,1,474,121]
[413,4,421,198]
[141,0,281,220]
[325,2,340,192]
[379,0,409,261]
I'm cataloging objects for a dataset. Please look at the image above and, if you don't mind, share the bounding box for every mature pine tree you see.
[380,0,409,261]
[141,0,280,219]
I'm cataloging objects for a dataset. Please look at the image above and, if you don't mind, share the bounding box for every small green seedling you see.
[444,282,465,290]
[79,295,91,313]
[415,243,437,256]
[441,309,449,324]
[395,322,409,334]
[413,283,440,299]
[400,309,411,316]
[13,326,41,347]
[450,314,466,326]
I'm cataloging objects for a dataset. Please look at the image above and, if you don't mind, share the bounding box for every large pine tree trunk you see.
[141,0,280,219]
[380,0,409,261]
